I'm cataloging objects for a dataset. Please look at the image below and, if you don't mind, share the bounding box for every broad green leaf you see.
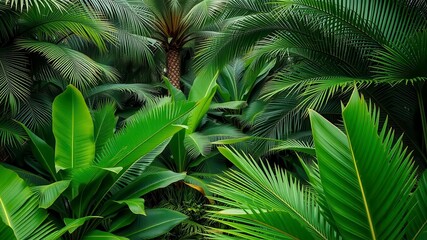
[31,180,70,208]
[184,174,211,196]
[20,123,57,180]
[163,76,186,102]
[169,129,186,172]
[115,199,146,215]
[53,85,95,171]
[63,216,101,234]
[74,101,194,217]
[109,212,136,233]
[0,223,15,240]
[187,86,217,134]
[114,168,186,200]
[209,101,247,110]
[189,67,219,101]
[83,230,128,240]
[0,165,55,240]
[117,208,188,239]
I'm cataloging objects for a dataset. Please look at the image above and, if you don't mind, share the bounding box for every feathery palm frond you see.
[0,48,31,114]
[208,147,335,240]
[18,40,118,89]
[4,0,71,12]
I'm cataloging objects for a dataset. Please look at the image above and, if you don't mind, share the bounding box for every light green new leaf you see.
[32,180,70,208]
[117,208,188,239]
[115,199,146,215]
[53,85,95,171]
[310,89,416,240]
[187,86,217,134]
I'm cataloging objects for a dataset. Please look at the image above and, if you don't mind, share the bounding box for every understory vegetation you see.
[0,0,426,239]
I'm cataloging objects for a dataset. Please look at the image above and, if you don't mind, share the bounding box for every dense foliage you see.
[0,0,426,239]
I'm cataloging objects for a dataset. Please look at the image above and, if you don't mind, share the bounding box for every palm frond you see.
[20,4,115,51]
[208,147,335,239]
[18,40,118,89]
[0,117,27,148]
[15,94,51,131]
[4,0,70,12]
[309,89,417,239]
[0,47,31,114]
[79,0,153,35]
[84,83,158,107]
[114,30,158,66]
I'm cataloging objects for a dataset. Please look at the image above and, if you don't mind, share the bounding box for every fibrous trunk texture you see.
[167,48,181,89]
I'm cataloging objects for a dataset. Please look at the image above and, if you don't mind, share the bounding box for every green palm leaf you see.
[18,40,118,89]
[4,0,70,12]
[209,147,334,239]
[20,4,115,51]
[0,48,31,114]
[310,89,416,239]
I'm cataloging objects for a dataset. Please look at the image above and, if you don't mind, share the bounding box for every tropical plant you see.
[82,0,226,89]
[0,0,119,158]
[207,89,427,239]
[196,0,427,166]
[0,85,195,239]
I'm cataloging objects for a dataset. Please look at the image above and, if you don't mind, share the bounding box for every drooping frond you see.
[4,0,70,12]
[20,4,115,51]
[18,40,118,89]
[0,47,31,114]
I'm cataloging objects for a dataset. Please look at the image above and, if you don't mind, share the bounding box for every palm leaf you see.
[84,83,158,106]
[18,40,118,89]
[20,4,115,51]
[4,0,70,12]
[309,89,416,239]
[0,48,31,114]
[209,147,334,239]
[0,118,27,149]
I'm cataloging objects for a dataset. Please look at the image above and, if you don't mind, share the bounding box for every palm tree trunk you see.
[166,48,181,89]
